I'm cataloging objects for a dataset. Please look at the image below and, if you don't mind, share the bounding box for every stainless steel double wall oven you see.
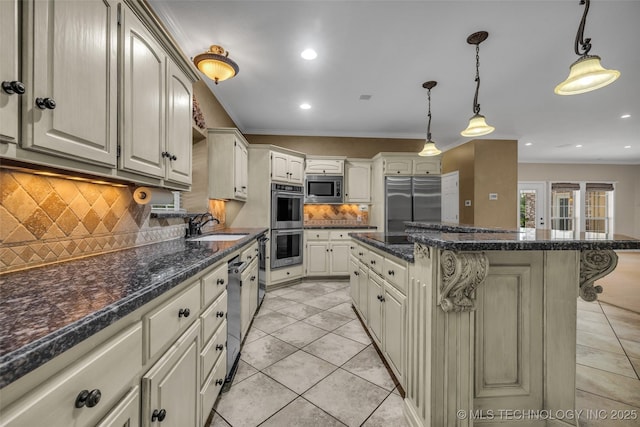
[270,183,304,269]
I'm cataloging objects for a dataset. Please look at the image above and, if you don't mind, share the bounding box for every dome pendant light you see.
[193,45,239,84]
[461,31,495,138]
[555,0,620,95]
[419,81,442,157]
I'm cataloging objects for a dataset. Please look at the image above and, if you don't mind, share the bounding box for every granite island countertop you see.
[349,232,416,262]
[0,228,267,388]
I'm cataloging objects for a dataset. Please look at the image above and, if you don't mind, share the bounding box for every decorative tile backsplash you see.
[303,204,369,226]
[0,169,186,273]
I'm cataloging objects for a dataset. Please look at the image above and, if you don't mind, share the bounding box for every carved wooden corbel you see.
[579,249,618,302]
[415,243,431,260]
[439,250,489,312]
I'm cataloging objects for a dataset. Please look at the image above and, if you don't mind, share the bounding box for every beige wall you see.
[518,163,640,238]
[193,80,236,129]
[442,139,518,228]
[245,134,423,158]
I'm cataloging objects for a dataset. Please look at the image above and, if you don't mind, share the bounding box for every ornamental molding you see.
[415,243,431,260]
[439,250,489,312]
[579,249,618,302]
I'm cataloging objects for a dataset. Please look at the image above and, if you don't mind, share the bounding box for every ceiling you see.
[148,0,640,164]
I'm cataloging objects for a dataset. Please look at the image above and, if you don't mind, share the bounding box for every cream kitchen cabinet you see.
[349,255,368,320]
[376,153,441,176]
[207,128,249,201]
[305,157,344,175]
[120,6,193,188]
[21,0,118,167]
[345,160,371,203]
[367,273,384,345]
[96,386,140,427]
[382,158,412,175]
[0,0,20,146]
[305,230,351,277]
[412,157,441,175]
[142,321,200,427]
[241,258,259,338]
[271,151,304,184]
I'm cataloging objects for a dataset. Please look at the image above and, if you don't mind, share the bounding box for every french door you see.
[518,182,547,229]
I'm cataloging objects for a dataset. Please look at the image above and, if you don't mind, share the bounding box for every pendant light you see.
[419,81,442,156]
[193,45,239,84]
[461,31,495,138]
[555,0,620,95]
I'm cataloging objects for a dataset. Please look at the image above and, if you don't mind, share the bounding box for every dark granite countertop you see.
[304,224,377,230]
[349,233,415,263]
[404,221,511,233]
[0,228,267,389]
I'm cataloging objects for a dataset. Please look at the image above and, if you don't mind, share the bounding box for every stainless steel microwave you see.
[304,175,343,204]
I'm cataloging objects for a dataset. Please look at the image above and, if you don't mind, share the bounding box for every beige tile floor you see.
[210,280,640,427]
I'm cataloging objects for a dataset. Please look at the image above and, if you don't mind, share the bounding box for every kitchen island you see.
[351,224,639,427]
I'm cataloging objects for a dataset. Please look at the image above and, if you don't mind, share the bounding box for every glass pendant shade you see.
[193,45,239,84]
[419,140,441,156]
[554,55,620,95]
[461,113,495,137]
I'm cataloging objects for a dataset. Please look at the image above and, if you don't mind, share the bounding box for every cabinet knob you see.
[35,97,56,110]
[75,389,102,408]
[216,344,224,351]
[350,246,354,249]
[377,294,382,301]
[247,255,252,260]
[178,308,190,318]
[359,252,363,256]
[1,81,25,95]
[330,249,333,252]
[250,275,256,281]
[151,409,167,422]
[216,311,225,318]
[388,270,395,276]
[354,271,359,276]
[286,272,290,275]
[216,278,225,285]
[370,260,376,265]
[215,379,224,386]
[380,296,385,302]
[161,151,176,161]
[170,154,177,161]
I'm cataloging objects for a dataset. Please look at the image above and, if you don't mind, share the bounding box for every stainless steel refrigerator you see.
[385,176,441,232]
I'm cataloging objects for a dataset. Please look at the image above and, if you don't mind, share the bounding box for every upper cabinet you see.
[345,160,371,203]
[21,0,118,167]
[305,157,345,175]
[1,0,197,190]
[0,0,20,145]
[208,128,249,201]
[412,158,441,175]
[378,153,441,176]
[382,158,412,175]
[271,151,304,184]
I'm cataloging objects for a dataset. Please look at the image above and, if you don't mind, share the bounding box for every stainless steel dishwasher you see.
[224,256,247,391]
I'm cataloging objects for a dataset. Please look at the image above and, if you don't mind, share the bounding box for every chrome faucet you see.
[187,213,220,237]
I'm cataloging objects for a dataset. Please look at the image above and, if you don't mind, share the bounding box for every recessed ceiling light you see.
[621,114,631,119]
[300,49,317,60]
[624,145,631,149]
[359,94,372,101]
[525,142,532,146]
[299,103,311,110]
[576,144,583,148]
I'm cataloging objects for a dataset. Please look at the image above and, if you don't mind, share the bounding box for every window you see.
[549,182,614,237]
[585,183,614,237]
[551,183,579,236]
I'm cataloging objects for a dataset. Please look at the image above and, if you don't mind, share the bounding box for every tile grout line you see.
[598,301,640,380]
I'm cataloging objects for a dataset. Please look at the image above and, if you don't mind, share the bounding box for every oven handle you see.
[273,191,304,198]
[273,229,303,235]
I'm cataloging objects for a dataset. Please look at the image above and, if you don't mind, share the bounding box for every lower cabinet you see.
[305,230,352,277]
[241,258,259,338]
[367,273,384,346]
[142,321,200,427]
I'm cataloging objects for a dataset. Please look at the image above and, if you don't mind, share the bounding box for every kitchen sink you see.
[190,234,247,242]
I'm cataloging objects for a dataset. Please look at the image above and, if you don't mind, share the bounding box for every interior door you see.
[518,182,547,229]
[441,171,459,223]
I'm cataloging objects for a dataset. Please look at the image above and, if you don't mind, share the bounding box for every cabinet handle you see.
[359,252,363,256]
[162,151,176,161]
[250,275,256,281]
[326,249,329,252]
[151,409,167,422]
[286,271,290,275]
[330,249,333,252]
[388,270,395,276]
[380,296,385,302]
[75,389,102,408]
[350,246,354,249]
[216,311,225,318]
[216,278,225,285]
[215,379,224,386]
[178,308,190,318]
[1,81,25,95]
[370,260,376,265]
[377,294,382,301]
[216,344,224,351]
[35,97,56,110]
[354,271,359,276]
[170,154,177,161]
[247,255,252,260]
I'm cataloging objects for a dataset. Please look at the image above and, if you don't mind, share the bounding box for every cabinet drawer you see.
[351,243,368,264]
[201,291,228,344]
[201,321,227,386]
[306,230,330,241]
[241,241,259,264]
[1,324,142,427]
[329,230,351,240]
[383,257,407,294]
[200,350,227,426]
[271,264,303,283]
[368,251,384,275]
[146,281,200,359]
[202,261,228,307]
[95,385,140,427]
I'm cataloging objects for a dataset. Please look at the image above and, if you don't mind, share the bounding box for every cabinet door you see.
[367,273,383,345]
[288,155,304,184]
[357,263,368,320]
[305,159,344,174]
[330,242,350,275]
[165,59,192,185]
[23,0,117,166]
[271,152,289,182]
[96,386,140,427]
[413,158,440,175]
[234,141,248,198]
[349,257,360,306]
[142,321,199,427]
[345,161,371,202]
[240,262,257,339]
[306,241,329,276]
[121,6,165,178]
[248,260,259,321]
[383,158,412,175]
[0,0,19,144]
[383,284,406,383]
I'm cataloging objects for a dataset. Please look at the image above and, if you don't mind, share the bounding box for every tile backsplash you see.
[0,169,185,273]
[303,204,368,226]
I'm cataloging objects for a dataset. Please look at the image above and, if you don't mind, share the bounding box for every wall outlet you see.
[359,204,368,212]
[465,200,472,207]
[357,215,362,222]
[489,193,498,200]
